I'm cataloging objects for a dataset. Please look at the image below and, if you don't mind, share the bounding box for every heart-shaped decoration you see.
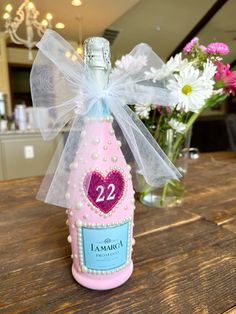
[84,170,125,214]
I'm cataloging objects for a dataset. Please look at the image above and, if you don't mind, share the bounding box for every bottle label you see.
[76,217,132,274]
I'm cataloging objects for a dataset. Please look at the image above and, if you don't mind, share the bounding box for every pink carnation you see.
[183,37,199,54]
[215,62,236,95]
[199,45,207,53]
[207,42,230,55]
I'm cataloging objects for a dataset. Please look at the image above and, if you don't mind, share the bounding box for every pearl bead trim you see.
[84,116,114,123]
[76,216,133,275]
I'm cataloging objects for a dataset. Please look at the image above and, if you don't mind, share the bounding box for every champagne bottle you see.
[66,37,135,290]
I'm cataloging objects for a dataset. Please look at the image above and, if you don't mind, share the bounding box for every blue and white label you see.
[77,218,131,273]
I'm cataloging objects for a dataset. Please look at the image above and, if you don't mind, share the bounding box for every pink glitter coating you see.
[84,170,125,214]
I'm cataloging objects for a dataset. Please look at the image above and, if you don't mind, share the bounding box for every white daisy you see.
[167,53,190,72]
[134,103,151,119]
[145,53,190,82]
[115,55,147,73]
[203,59,216,80]
[167,65,213,112]
[202,59,216,90]
[168,118,186,134]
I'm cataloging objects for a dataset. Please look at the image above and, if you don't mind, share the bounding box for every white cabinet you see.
[0,131,62,180]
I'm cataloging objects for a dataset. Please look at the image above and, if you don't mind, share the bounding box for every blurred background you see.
[0,0,235,180]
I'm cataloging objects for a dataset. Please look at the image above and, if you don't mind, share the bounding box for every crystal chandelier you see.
[3,0,65,60]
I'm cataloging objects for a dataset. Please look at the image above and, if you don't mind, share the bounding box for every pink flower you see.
[183,37,199,54]
[199,45,207,53]
[215,62,236,95]
[207,42,230,55]
[155,105,172,114]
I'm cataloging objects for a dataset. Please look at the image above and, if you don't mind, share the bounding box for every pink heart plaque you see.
[84,170,125,214]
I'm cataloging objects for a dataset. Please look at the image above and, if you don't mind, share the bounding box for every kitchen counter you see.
[0,152,236,313]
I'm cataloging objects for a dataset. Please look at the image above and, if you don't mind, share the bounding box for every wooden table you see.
[1,152,236,314]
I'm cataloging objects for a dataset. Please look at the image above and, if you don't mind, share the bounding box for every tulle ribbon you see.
[30,30,181,208]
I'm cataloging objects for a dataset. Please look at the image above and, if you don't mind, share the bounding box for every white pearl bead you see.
[67,235,72,243]
[127,164,131,171]
[71,254,73,259]
[109,129,115,135]
[103,145,108,150]
[132,238,136,246]
[91,153,98,160]
[117,140,122,147]
[76,202,83,209]
[80,130,86,137]
[69,210,73,216]
[65,192,70,200]
[66,219,69,225]
[112,156,118,162]
[76,220,82,227]
[82,266,87,272]
[93,138,100,144]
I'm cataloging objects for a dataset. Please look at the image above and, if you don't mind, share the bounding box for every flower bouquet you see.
[135,38,236,207]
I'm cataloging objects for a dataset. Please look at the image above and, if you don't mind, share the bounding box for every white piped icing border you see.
[80,167,129,218]
[76,216,132,275]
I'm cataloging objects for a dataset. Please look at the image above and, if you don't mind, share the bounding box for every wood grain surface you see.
[0,152,236,314]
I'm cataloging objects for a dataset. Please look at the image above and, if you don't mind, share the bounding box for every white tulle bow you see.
[30,30,181,208]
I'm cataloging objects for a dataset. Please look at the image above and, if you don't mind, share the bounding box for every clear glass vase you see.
[139,127,192,208]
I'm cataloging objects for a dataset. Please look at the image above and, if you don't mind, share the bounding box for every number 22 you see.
[96,184,116,203]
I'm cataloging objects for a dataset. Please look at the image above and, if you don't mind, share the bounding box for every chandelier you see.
[3,0,65,60]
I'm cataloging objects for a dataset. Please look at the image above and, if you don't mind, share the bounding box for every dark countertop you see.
[0,152,236,313]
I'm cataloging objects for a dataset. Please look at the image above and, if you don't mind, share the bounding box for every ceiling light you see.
[5,4,13,13]
[28,1,35,9]
[41,19,48,27]
[3,12,10,20]
[46,13,53,21]
[76,46,83,55]
[55,22,65,29]
[65,51,72,58]
[71,0,82,6]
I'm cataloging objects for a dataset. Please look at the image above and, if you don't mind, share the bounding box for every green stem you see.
[160,182,169,207]
[143,94,228,206]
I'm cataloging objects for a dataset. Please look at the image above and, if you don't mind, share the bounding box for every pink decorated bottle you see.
[66,37,135,290]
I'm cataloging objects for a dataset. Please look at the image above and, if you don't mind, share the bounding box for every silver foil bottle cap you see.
[83,37,111,71]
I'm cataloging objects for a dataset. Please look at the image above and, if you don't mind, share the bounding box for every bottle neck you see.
[87,66,111,118]
[90,67,109,89]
